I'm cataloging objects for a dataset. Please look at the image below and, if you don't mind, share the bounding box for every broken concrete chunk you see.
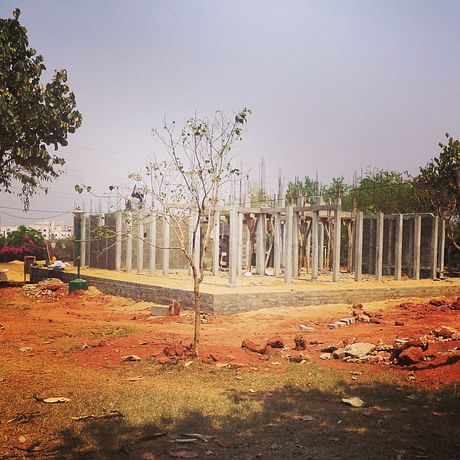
[432,326,458,339]
[343,342,375,359]
[298,325,315,333]
[398,347,425,365]
[266,336,284,349]
[241,340,267,354]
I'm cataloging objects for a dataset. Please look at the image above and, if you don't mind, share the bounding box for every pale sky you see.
[1,0,459,225]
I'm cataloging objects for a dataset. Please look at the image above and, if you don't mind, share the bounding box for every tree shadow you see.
[4,379,460,460]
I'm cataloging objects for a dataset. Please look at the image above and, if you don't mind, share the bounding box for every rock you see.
[163,343,188,358]
[429,298,445,307]
[266,336,284,349]
[289,356,305,363]
[241,340,267,354]
[398,347,425,365]
[395,321,405,326]
[320,353,331,360]
[332,348,346,359]
[342,397,365,408]
[355,314,371,323]
[343,342,375,359]
[432,326,458,339]
[294,333,306,351]
[168,299,181,316]
[321,345,337,353]
[298,325,315,333]
[450,299,460,310]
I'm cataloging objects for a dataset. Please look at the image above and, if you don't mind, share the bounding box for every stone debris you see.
[320,352,332,360]
[266,336,284,349]
[397,347,425,365]
[429,298,445,307]
[22,278,67,300]
[241,340,267,355]
[168,299,181,316]
[432,326,458,339]
[294,333,306,351]
[298,325,315,333]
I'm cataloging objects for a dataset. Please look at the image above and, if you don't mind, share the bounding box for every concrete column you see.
[81,214,87,267]
[137,211,144,274]
[368,218,375,273]
[237,213,243,276]
[292,211,299,277]
[439,218,446,277]
[386,219,393,275]
[284,205,293,283]
[311,211,319,280]
[332,206,341,282]
[375,212,384,280]
[318,221,324,271]
[431,215,439,279]
[212,212,220,276]
[354,211,363,282]
[306,224,311,274]
[125,211,133,272]
[229,207,238,285]
[256,213,266,275]
[274,212,281,276]
[394,214,403,280]
[149,213,156,275]
[162,216,169,276]
[413,215,421,280]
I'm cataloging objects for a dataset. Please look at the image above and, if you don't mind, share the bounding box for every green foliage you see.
[286,176,318,204]
[0,9,82,209]
[286,170,415,214]
[414,134,460,248]
[5,224,44,247]
[351,169,415,214]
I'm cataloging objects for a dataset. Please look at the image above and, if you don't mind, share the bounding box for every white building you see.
[1,221,73,240]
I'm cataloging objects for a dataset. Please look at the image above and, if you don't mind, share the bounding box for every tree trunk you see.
[192,276,201,357]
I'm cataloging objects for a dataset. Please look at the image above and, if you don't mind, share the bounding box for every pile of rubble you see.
[22,278,68,300]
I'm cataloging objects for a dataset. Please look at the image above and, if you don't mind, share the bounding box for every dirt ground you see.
[0,262,459,459]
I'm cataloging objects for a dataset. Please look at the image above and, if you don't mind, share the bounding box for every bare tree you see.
[145,109,250,357]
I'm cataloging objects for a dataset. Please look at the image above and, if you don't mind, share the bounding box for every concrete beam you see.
[332,206,341,282]
[256,213,265,275]
[126,211,133,272]
[431,215,439,279]
[284,205,293,284]
[274,212,281,276]
[394,214,403,280]
[311,211,319,280]
[137,211,144,274]
[212,212,220,276]
[162,216,169,276]
[413,215,421,280]
[375,212,384,280]
[149,213,156,275]
[354,212,363,282]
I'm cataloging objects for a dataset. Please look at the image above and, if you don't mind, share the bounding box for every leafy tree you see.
[0,9,82,209]
[322,176,352,209]
[414,134,460,249]
[286,176,319,204]
[350,169,415,214]
[0,225,46,261]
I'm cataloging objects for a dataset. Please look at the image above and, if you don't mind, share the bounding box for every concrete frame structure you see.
[77,204,446,285]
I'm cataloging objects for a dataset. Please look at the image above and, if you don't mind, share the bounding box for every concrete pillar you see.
[194,216,200,276]
[394,214,403,280]
[375,212,384,280]
[212,212,220,276]
[284,205,293,283]
[311,211,319,280]
[292,211,299,277]
[237,213,243,275]
[81,214,87,267]
[431,215,439,279]
[125,211,133,272]
[368,218,375,273]
[354,211,363,282]
[274,212,281,276]
[413,215,421,280]
[256,213,265,275]
[332,206,341,282]
[229,207,238,285]
[439,218,446,277]
[386,219,393,275]
[149,213,156,275]
[162,216,169,276]
[306,224,311,274]
[318,221,324,271]
[137,211,144,274]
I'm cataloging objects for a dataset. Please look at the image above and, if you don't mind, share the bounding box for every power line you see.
[0,210,71,220]
[0,205,71,213]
